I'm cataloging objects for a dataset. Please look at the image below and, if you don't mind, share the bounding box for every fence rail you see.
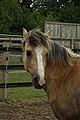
[0,34,22,38]
[0,65,24,70]
[0,82,32,88]
[0,34,33,100]
[0,47,22,52]
[0,33,80,100]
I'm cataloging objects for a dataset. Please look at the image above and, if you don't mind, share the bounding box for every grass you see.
[0,62,24,65]
[8,72,31,83]
[8,87,46,100]
[0,71,46,100]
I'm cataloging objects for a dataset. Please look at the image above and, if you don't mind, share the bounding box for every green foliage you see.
[59,3,80,23]
[0,0,40,34]
[0,0,23,34]
[0,0,80,34]
[71,0,80,6]
[21,0,32,10]
[0,0,57,34]
[0,0,40,33]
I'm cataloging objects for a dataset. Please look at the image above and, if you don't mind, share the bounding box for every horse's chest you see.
[46,86,80,120]
[49,96,80,120]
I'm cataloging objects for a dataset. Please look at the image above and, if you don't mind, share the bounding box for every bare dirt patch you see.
[0,99,57,120]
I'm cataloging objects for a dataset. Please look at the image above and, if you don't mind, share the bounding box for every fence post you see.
[70,38,74,49]
[1,41,9,100]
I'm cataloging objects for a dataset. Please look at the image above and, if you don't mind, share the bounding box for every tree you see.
[71,0,80,6]
[59,3,80,23]
[0,0,34,34]
[19,0,33,11]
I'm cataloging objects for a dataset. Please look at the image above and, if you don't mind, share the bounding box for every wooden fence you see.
[0,34,32,100]
[0,26,80,100]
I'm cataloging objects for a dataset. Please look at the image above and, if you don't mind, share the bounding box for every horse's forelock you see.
[28,29,48,48]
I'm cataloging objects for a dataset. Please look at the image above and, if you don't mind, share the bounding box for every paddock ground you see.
[0,99,57,120]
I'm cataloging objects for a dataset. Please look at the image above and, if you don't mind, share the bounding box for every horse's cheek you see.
[24,54,28,72]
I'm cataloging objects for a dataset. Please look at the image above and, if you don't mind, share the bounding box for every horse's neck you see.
[45,64,72,101]
[46,64,70,81]
[45,54,77,86]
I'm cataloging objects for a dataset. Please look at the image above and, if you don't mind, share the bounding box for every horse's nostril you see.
[34,77,37,82]
[44,77,46,81]
[34,76,39,82]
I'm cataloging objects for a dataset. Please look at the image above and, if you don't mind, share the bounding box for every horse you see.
[22,28,80,120]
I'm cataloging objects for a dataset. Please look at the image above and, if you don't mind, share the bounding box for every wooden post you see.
[1,42,9,100]
[70,38,74,49]
[22,51,24,62]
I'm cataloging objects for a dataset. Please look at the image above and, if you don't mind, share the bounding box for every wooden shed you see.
[44,22,80,49]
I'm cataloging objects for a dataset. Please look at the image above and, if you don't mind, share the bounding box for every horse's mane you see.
[49,40,80,66]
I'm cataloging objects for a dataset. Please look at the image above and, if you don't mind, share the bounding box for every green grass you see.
[8,87,46,100]
[0,71,46,100]
[8,62,23,65]
[8,72,31,83]
[0,61,23,65]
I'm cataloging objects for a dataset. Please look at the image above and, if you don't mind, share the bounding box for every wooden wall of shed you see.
[45,22,80,48]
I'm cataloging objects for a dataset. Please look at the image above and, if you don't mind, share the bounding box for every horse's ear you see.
[44,29,52,39]
[23,28,28,39]
[22,28,28,50]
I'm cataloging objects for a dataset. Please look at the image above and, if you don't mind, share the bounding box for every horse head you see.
[22,28,52,89]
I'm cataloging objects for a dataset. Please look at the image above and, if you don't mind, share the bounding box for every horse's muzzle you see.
[32,76,46,89]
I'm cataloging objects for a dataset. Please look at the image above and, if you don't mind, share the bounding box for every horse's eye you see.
[26,51,32,56]
[45,52,48,57]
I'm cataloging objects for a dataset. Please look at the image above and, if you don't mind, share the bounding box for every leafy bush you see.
[0,0,80,34]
